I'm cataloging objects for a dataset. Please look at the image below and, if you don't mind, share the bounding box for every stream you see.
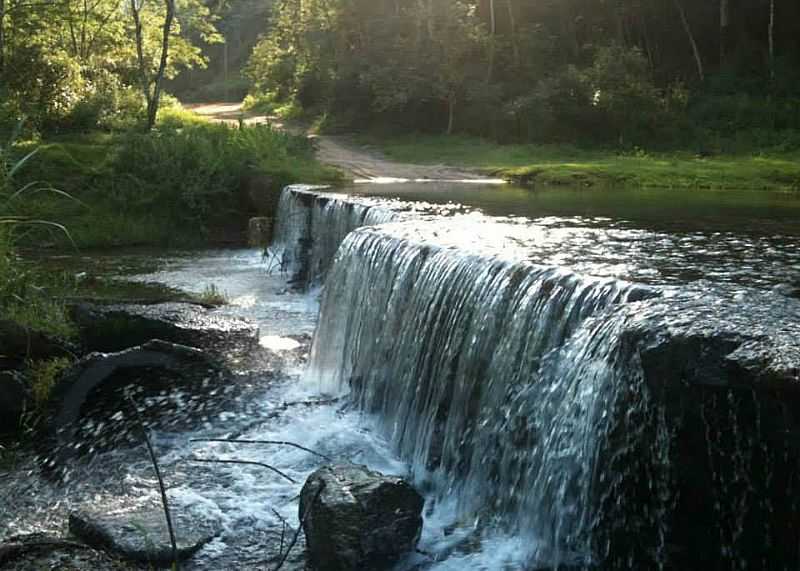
[2,182,800,570]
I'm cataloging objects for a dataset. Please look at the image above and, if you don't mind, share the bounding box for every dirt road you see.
[187,102,488,182]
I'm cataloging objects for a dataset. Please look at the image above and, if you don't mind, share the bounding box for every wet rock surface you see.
[300,464,424,571]
[0,370,30,432]
[69,506,219,565]
[70,302,259,355]
[0,534,134,570]
[41,340,234,464]
[594,288,800,569]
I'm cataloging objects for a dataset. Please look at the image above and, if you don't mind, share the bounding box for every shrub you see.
[104,122,334,236]
[27,357,72,407]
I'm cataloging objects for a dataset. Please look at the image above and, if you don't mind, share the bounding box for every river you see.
[2,182,800,570]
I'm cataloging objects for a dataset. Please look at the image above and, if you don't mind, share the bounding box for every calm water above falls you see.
[340,182,800,289]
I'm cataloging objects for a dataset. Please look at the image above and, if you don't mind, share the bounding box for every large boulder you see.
[299,464,424,571]
[69,506,218,566]
[70,302,258,355]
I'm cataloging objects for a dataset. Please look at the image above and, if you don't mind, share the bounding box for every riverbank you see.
[355,134,800,191]
[6,109,341,251]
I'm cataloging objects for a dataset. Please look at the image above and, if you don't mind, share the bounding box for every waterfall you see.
[269,186,404,286]
[288,187,800,569]
[307,224,660,566]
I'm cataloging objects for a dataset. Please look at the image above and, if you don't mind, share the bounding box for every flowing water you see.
[2,183,800,570]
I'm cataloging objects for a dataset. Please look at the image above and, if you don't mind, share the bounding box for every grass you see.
[356,133,800,191]
[197,283,228,306]
[8,113,342,249]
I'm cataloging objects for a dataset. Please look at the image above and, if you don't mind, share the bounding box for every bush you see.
[104,122,334,235]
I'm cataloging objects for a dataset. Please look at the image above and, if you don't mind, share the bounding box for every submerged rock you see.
[69,506,218,566]
[70,302,258,355]
[299,464,424,571]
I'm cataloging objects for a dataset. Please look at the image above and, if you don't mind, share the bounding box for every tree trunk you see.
[131,0,152,118]
[672,0,705,81]
[132,0,176,131]
[446,91,455,135]
[720,0,729,64]
[486,0,496,84]
[506,0,519,68]
[147,0,175,130]
[426,0,434,41]
[0,0,5,75]
[768,0,775,79]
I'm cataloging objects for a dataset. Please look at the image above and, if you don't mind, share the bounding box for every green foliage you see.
[245,0,800,148]
[27,357,72,406]
[8,119,340,249]
[105,122,334,234]
[0,0,221,133]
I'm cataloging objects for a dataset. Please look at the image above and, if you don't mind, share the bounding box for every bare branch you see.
[190,438,333,462]
[189,457,297,484]
[126,394,179,570]
[272,481,326,571]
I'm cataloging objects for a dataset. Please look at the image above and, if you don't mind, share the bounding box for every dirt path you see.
[187,102,488,182]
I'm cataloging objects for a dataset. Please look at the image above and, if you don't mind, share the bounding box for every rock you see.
[592,287,800,569]
[69,506,218,566]
[0,533,131,570]
[299,464,424,571]
[70,302,259,355]
[0,370,30,433]
[0,319,72,368]
[40,340,233,466]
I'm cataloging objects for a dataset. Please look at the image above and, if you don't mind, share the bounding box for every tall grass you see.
[11,120,341,248]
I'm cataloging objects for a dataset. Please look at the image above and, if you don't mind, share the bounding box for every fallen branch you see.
[272,481,326,571]
[127,394,179,570]
[270,508,293,532]
[190,438,332,462]
[188,458,297,484]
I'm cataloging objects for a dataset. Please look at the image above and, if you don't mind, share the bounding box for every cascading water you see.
[269,186,403,286]
[296,193,800,569]
[270,185,469,287]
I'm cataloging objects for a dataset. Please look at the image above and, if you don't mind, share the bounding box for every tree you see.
[131,0,176,130]
[671,0,705,81]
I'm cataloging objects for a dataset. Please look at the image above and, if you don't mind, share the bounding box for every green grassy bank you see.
[358,134,800,191]
[8,110,341,250]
